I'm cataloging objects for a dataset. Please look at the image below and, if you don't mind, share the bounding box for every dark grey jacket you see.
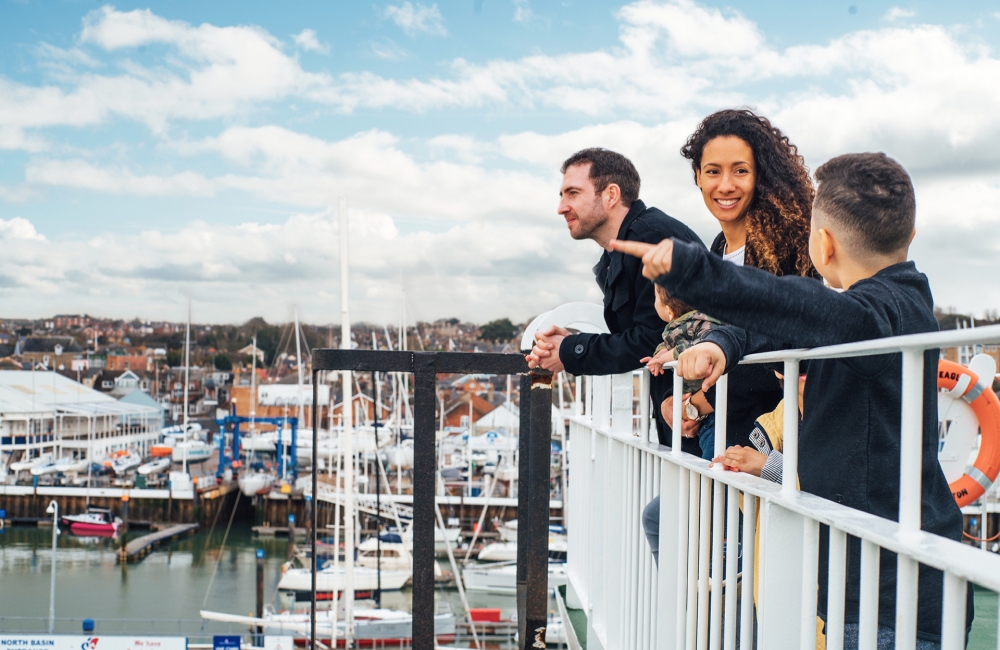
[558,200,703,448]
[659,240,972,641]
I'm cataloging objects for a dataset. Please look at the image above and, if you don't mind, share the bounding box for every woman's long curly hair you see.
[681,109,815,277]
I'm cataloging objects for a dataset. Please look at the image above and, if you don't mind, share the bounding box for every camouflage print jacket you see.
[654,310,723,394]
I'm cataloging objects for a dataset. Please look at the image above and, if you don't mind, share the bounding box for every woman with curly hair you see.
[664,108,820,452]
[680,108,817,278]
[642,109,820,564]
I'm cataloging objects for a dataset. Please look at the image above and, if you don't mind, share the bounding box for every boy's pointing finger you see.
[608,239,654,257]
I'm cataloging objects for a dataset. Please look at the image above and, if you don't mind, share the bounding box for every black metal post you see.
[516,373,531,645]
[524,370,553,649]
[256,548,265,646]
[311,370,319,650]
[372,370,382,608]
[309,349,529,650]
[412,353,437,650]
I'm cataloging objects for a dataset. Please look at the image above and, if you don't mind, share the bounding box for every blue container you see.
[83,619,95,632]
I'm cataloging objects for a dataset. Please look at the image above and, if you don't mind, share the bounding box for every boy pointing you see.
[612,153,971,648]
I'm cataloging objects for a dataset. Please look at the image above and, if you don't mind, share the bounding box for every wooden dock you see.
[119,523,199,562]
[252,525,307,538]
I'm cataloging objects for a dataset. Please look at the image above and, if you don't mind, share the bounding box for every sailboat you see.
[239,336,278,497]
[172,301,214,470]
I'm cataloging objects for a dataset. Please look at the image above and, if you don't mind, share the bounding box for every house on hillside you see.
[17,337,85,370]
[441,391,499,430]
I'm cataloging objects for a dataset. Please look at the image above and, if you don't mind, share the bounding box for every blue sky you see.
[1,0,1000,325]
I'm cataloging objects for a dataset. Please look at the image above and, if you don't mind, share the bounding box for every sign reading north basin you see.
[0,636,187,650]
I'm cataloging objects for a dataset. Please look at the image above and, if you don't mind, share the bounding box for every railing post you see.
[516,373,531,645]
[671,369,683,453]
[781,359,800,494]
[522,369,553,649]
[895,348,924,648]
[611,372,633,438]
[411,352,437,650]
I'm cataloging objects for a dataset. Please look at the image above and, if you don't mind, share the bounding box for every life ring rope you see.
[938,359,1000,507]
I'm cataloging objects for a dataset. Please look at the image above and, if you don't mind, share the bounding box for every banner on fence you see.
[0,636,187,650]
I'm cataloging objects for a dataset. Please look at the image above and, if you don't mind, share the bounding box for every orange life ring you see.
[938,359,1000,507]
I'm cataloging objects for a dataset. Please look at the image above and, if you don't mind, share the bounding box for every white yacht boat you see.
[171,439,214,464]
[477,541,518,562]
[241,430,278,453]
[238,470,276,496]
[109,451,143,474]
[28,456,57,475]
[10,453,54,473]
[137,457,172,475]
[277,564,412,595]
[355,538,445,578]
[477,536,568,562]
[461,561,568,596]
[31,456,88,476]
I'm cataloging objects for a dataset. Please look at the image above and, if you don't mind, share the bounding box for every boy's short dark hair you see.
[561,148,641,207]
[814,152,915,257]
[654,283,692,321]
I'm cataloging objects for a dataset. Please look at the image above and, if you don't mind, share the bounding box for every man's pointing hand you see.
[609,238,675,280]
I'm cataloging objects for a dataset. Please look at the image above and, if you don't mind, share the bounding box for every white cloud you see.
[883,7,916,22]
[383,2,447,37]
[513,0,534,23]
[369,40,409,61]
[25,160,215,196]
[0,217,46,241]
[6,1,1000,320]
[0,6,330,135]
[292,28,328,53]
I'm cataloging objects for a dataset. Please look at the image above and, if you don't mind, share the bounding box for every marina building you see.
[0,370,162,475]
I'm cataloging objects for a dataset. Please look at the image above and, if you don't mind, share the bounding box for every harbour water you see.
[0,524,522,646]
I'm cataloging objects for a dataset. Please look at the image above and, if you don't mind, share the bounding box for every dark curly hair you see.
[681,109,815,277]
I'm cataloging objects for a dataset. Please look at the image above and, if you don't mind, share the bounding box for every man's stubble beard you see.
[570,195,609,242]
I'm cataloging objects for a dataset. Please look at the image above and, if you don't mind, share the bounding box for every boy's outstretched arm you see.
[614,238,899,349]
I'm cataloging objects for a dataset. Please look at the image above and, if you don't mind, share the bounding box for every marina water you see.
[0,524,520,646]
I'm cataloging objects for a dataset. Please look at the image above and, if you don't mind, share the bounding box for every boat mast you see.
[339,196,355,643]
[183,298,191,475]
[250,336,257,432]
[294,309,305,427]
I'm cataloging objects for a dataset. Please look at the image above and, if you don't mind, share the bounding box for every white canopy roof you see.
[0,370,159,418]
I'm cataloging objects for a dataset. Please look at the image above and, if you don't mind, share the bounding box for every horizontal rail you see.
[312,349,529,375]
[726,323,1000,364]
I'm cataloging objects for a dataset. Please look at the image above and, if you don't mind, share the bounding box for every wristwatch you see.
[684,399,707,422]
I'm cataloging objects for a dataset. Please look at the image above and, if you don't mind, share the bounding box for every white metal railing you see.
[565,324,1000,650]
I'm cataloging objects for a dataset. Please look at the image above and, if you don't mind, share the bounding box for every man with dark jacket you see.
[526,148,704,448]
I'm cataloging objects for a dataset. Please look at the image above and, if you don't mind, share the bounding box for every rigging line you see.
[197,486,227,567]
[201,490,243,607]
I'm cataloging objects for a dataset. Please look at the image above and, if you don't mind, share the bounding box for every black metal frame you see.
[309,350,552,650]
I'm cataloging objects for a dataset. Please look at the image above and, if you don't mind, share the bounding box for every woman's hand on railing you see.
[676,342,727,391]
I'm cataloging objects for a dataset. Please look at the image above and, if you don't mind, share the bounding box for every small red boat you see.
[61,506,122,536]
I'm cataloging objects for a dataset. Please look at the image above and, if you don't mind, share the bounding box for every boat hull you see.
[278,567,411,593]
[461,562,567,596]
[66,521,119,536]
